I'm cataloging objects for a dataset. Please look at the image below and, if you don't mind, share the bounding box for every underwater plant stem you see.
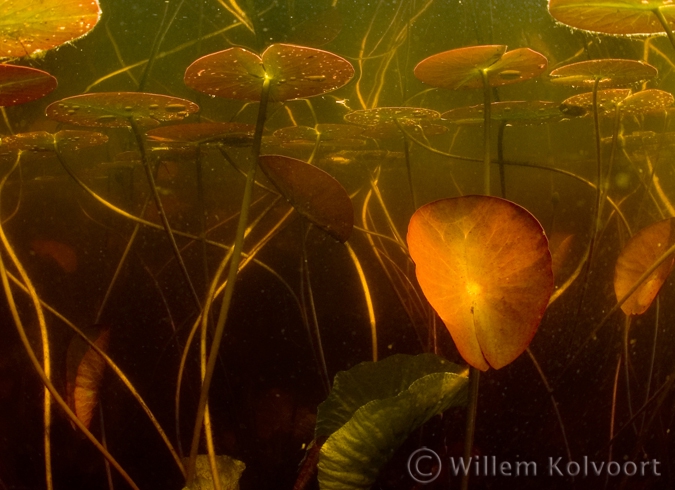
[623,315,637,432]
[461,367,480,490]
[0,154,52,490]
[497,120,506,198]
[345,242,378,361]
[394,119,418,210]
[480,68,492,196]
[186,76,272,485]
[607,356,621,489]
[129,118,203,311]
[642,297,660,433]
[201,313,222,490]
[653,8,675,52]
[0,230,140,490]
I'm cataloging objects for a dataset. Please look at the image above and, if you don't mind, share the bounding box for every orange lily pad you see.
[0,65,57,106]
[258,154,354,242]
[549,60,657,88]
[45,92,199,128]
[614,218,675,315]
[549,0,675,36]
[561,89,632,115]
[66,325,110,429]
[344,107,445,138]
[407,196,553,370]
[184,44,354,102]
[414,45,547,90]
[0,0,101,58]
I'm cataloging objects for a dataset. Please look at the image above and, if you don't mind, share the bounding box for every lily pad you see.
[258,154,354,242]
[1,130,107,151]
[45,92,199,128]
[0,64,57,106]
[407,196,553,370]
[549,59,657,88]
[145,122,255,145]
[549,0,675,36]
[442,100,564,125]
[414,45,547,90]
[184,44,354,102]
[0,0,101,58]
[316,354,468,490]
[560,88,632,116]
[614,218,675,315]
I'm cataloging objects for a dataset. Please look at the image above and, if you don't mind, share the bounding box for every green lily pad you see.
[316,354,468,490]
[0,0,101,58]
[549,59,657,88]
[182,454,245,490]
[549,0,675,36]
[145,122,255,146]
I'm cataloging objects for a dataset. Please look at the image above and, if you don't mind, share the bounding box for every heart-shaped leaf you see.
[407,196,553,370]
[184,44,354,102]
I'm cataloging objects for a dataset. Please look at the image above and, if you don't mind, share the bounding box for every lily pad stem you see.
[461,367,480,490]
[480,68,492,196]
[653,8,675,52]
[186,75,272,485]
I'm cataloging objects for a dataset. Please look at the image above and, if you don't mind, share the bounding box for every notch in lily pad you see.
[184,43,354,102]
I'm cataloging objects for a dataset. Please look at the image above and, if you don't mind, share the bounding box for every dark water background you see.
[0,0,674,489]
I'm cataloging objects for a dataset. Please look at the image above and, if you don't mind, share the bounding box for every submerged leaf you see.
[316,354,468,490]
[614,218,675,315]
[549,59,657,88]
[407,196,553,370]
[66,325,110,430]
[258,155,354,242]
[182,454,245,490]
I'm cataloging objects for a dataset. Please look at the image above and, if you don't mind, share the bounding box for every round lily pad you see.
[184,43,354,102]
[344,107,445,138]
[0,64,57,106]
[1,130,107,151]
[45,92,199,128]
[258,154,354,242]
[414,45,547,90]
[0,0,101,58]
[561,89,632,115]
[549,0,675,36]
[145,122,255,145]
[549,59,657,88]
[442,100,564,125]
[407,196,553,371]
[614,218,675,315]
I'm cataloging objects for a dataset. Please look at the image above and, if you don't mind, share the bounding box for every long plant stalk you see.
[461,368,480,490]
[186,76,272,485]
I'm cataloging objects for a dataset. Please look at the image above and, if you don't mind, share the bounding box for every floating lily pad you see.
[145,122,255,146]
[274,124,367,150]
[0,64,57,106]
[1,130,107,151]
[316,354,468,490]
[344,107,445,138]
[442,100,564,125]
[561,89,632,115]
[258,154,354,242]
[619,88,674,115]
[184,44,354,102]
[614,218,675,315]
[45,92,199,128]
[407,196,553,370]
[66,325,109,429]
[414,45,547,90]
[549,0,675,36]
[0,0,101,58]
[549,59,657,88]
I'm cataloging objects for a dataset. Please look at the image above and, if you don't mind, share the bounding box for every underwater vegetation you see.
[1,0,675,489]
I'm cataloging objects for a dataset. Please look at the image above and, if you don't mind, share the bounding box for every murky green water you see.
[0,0,674,489]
